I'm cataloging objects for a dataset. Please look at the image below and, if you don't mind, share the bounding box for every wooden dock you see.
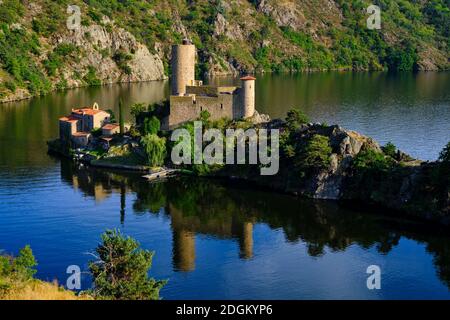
[142,169,180,182]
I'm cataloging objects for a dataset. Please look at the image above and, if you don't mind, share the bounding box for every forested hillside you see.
[0,0,448,102]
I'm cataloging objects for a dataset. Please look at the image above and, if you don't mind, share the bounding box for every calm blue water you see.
[1,72,450,299]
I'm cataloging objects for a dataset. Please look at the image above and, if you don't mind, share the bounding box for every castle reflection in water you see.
[60,160,256,271]
[59,159,450,287]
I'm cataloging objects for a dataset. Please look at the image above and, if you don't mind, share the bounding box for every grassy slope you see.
[0,0,448,100]
[1,278,89,300]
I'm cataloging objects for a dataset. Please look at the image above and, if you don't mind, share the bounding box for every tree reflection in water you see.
[60,160,450,287]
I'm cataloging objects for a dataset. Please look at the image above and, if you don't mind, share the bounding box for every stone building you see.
[162,40,256,130]
[59,103,111,147]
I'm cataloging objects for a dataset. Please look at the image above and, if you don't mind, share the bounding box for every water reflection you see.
[59,160,450,288]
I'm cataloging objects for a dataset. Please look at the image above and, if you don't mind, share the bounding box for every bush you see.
[106,109,116,123]
[382,142,397,158]
[0,245,37,288]
[89,230,166,300]
[141,134,167,167]
[91,128,103,138]
[130,103,148,120]
[295,135,332,175]
[84,66,101,86]
[437,141,450,187]
[12,246,37,280]
[286,108,310,131]
[353,149,394,172]
[143,116,161,135]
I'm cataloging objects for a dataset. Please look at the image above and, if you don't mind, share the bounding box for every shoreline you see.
[4,69,448,105]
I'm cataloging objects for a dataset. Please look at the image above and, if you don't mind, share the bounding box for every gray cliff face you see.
[0,22,166,103]
[55,24,166,87]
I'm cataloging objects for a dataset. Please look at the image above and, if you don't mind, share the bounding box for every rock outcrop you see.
[217,120,448,223]
[55,24,166,87]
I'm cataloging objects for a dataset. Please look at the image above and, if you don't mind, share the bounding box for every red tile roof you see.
[102,123,120,130]
[240,75,256,81]
[72,132,90,137]
[72,108,107,116]
[59,116,79,122]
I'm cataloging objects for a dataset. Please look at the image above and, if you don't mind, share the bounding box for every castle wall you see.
[197,95,233,120]
[171,44,196,96]
[167,94,234,129]
[186,85,219,96]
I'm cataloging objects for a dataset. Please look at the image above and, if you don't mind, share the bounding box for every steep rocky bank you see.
[1,0,448,103]
[214,120,449,224]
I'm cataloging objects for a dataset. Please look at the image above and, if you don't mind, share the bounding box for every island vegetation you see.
[48,100,449,225]
[0,230,166,300]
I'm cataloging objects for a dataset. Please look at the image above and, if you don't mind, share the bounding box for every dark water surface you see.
[0,72,450,299]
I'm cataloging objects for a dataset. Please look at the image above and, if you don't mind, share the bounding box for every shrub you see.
[84,66,101,86]
[106,109,116,123]
[382,142,397,158]
[143,116,161,135]
[199,110,211,124]
[89,230,166,300]
[91,128,103,137]
[295,135,332,175]
[130,103,148,120]
[12,246,37,280]
[113,51,133,74]
[436,141,450,187]
[0,245,37,281]
[141,134,167,167]
[353,149,394,172]
[286,108,310,131]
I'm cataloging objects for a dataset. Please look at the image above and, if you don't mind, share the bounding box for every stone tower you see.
[240,76,256,118]
[171,39,196,96]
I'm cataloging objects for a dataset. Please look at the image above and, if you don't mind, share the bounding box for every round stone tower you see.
[171,39,196,96]
[240,75,256,118]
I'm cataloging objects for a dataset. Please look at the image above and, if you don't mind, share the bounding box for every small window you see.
[221,104,223,110]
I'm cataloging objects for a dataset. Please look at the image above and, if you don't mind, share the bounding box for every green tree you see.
[119,99,125,135]
[130,103,147,120]
[141,134,167,167]
[143,116,161,135]
[0,245,37,282]
[296,135,332,172]
[12,245,37,280]
[286,108,309,131]
[106,109,116,123]
[382,142,397,158]
[89,230,166,300]
[353,149,394,172]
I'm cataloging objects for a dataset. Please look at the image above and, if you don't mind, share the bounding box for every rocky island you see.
[47,40,449,226]
[47,101,450,226]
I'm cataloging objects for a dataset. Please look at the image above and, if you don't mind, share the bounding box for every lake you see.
[0,72,449,299]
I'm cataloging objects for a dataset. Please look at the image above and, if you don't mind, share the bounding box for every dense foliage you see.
[89,230,166,300]
[141,133,167,167]
[1,0,448,99]
[0,245,37,296]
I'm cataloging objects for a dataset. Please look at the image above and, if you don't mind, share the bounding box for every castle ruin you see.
[162,39,256,130]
